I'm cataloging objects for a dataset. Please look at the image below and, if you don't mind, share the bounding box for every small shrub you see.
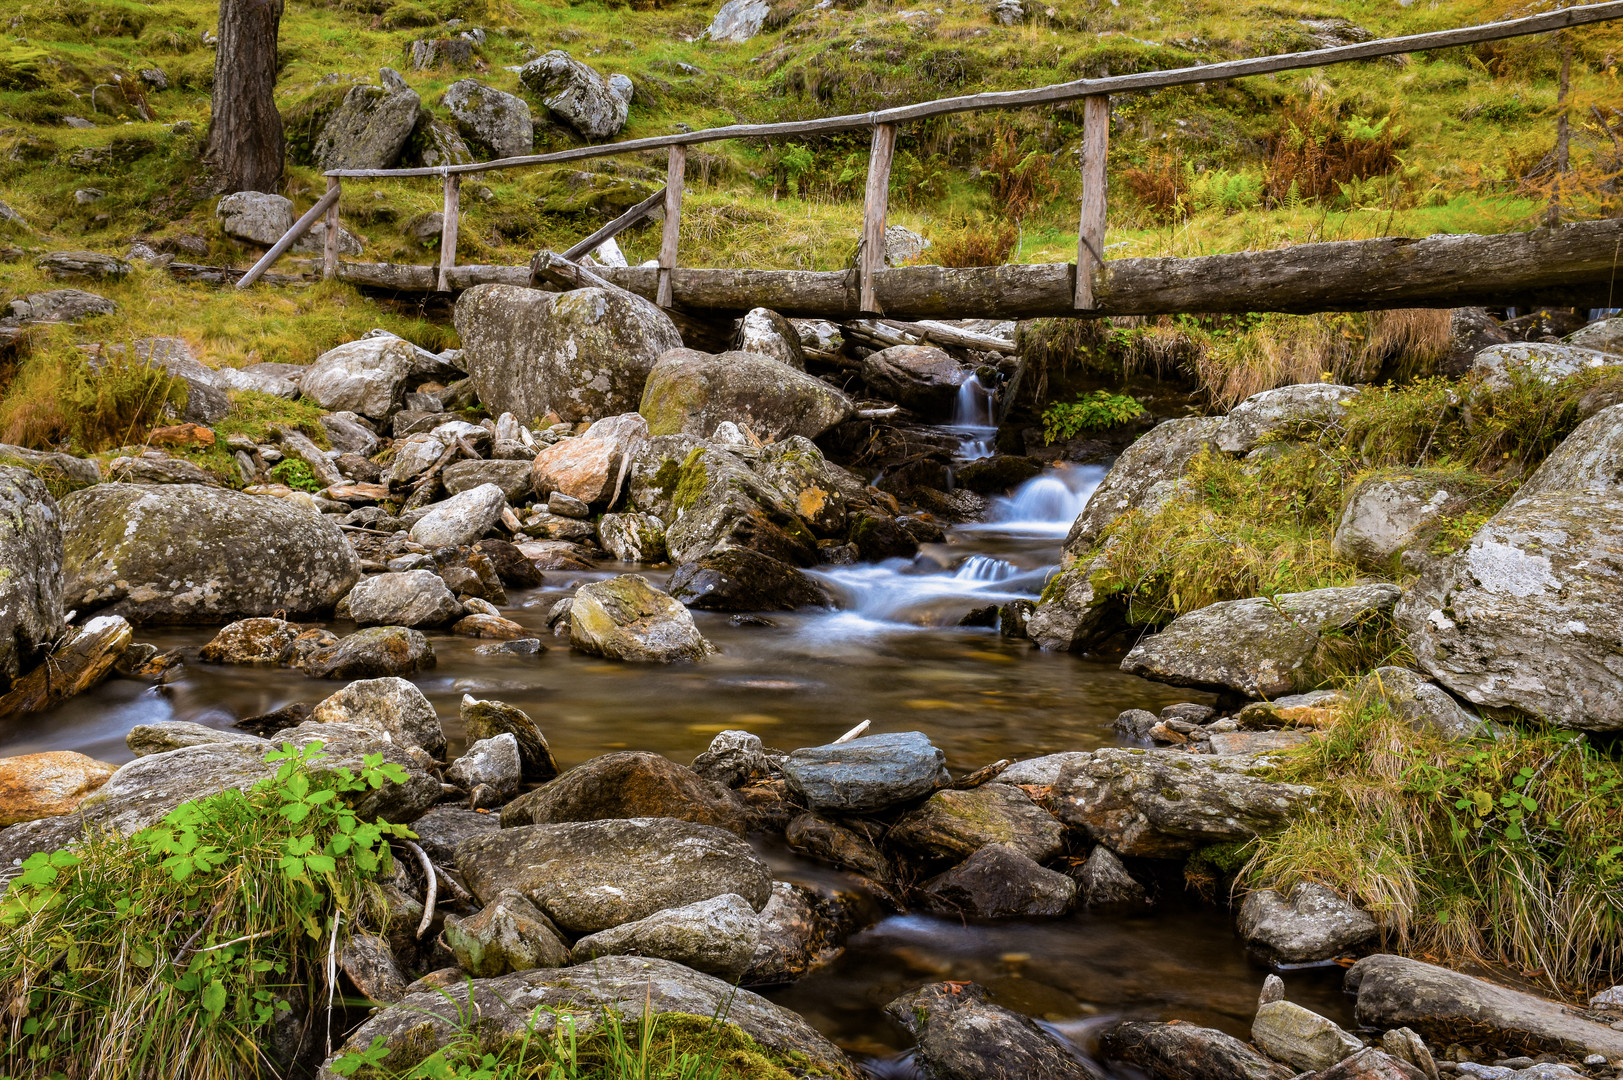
[1264,100,1406,205]
[929,214,1018,268]
[62,351,188,451]
[1121,147,1185,223]
[979,126,1063,222]
[1042,390,1146,443]
[269,457,322,491]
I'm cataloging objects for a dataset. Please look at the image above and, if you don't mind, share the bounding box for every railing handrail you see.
[322,0,1623,179]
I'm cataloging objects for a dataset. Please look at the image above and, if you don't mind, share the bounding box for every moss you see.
[669,448,711,514]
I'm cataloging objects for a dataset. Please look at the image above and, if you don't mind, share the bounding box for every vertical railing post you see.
[657,144,686,308]
[322,176,341,281]
[437,172,460,293]
[1074,94,1109,310]
[859,123,898,316]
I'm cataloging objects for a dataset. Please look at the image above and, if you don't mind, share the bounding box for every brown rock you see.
[452,614,527,639]
[148,423,216,447]
[531,414,648,506]
[0,615,131,718]
[0,751,116,826]
[471,538,543,588]
[889,783,1065,867]
[199,617,302,664]
[785,812,893,880]
[499,751,746,835]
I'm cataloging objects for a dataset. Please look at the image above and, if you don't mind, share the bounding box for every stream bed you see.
[2,460,1358,1069]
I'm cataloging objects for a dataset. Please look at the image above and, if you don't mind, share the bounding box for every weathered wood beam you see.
[560,186,666,262]
[860,124,898,316]
[1075,95,1109,310]
[437,174,460,293]
[657,145,685,308]
[322,177,341,281]
[235,184,342,289]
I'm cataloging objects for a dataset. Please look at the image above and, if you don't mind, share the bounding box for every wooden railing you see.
[239,0,1623,312]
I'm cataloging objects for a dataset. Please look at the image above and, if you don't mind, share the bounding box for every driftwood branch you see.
[561,187,667,262]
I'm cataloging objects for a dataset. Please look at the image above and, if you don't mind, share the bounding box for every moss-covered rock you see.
[639,347,854,443]
[568,574,714,662]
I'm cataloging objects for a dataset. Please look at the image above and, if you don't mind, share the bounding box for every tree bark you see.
[203,0,286,194]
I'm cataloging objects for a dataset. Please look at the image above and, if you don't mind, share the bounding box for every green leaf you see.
[304,854,338,875]
[201,978,227,1018]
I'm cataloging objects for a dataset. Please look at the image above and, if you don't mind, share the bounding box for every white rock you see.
[410,483,507,549]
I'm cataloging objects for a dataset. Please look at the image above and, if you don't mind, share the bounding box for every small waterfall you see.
[965,463,1108,536]
[950,374,996,460]
[954,554,1017,582]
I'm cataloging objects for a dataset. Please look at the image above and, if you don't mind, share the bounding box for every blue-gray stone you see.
[780,731,949,813]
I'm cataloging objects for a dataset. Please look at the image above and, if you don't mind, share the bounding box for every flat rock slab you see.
[781,731,949,814]
[454,816,772,933]
[889,783,1065,865]
[1347,954,1623,1060]
[319,955,855,1079]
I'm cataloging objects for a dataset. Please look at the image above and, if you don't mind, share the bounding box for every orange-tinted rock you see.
[0,751,116,826]
[148,423,216,447]
[452,614,527,639]
[530,413,647,505]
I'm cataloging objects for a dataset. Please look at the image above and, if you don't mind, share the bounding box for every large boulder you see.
[704,0,771,42]
[781,731,949,814]
[889,783,1065,865]
[0,751,115,827]
[440,79,532,160]
[517,51,629,139]
[1396,406,1623,731]
[1121,583,1402,698]
[920,843,1076,919]
[1445,307,1513,375]
[1566,316,1623,354]
[1026,551,1119,654]
[318,957,854,1080]
[1346,954,1623,1060]
[751,436,853,537]
[0,469,64,689]
[60,484,360,623]
[571,893,761,979]
[667,549,831,611]
[1214,383,1361,455]
[1102,1020,1294,1080]
[886,981,1100,1080]
[215,191,293,245]
[530,413,648,505]
[455,284,682,424]
[568,574,714,662]
[640,348,854,442]
[1048,748,1315,858]
[454,817,773,933]
[1470,340,1623,389]
[3,288,116,326]
[597,512,668,562]
[344,570,463,628]
[1064,416,1223,557]
[1331,471,1475,570]
[1238,882,1378,963]
[299,336,422,421]
[0,444,101,491]
[311,68,421,171]
[499,751,745,834]
[310,676,446,758]
[410,484,506,549]
[859,344,969,418]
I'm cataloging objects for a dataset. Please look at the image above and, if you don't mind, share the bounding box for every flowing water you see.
[2,452,1358,1070]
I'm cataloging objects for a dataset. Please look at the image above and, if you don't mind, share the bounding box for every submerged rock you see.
[571,892,762,979]
[640,348,854,442]
[0,751,115,827]
[886,980,1100,1080]
[780,731,949,814]
[318,956,855,1080]
[61,484,359,623]
[920,843,1075,919]
[499,751,744,835]
[568,574,714,662]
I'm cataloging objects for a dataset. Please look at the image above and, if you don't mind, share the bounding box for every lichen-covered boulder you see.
[1331,471,1473,570]
[455,285,682,424]
[733,307,806,370]
[1251,1000,1365,1073]
[455,817,773,933]
[461,696,557,781]
[445,890,570,976]
[311,68,420,171]
[751,436,853,537]
[311,676,446,757]
[1471,340,1623,389]
[60,484,360,623]
[299,336,422,421]
[859,344,969,418]
[1240,883,1377,965]
[0,751,115,827]
[571,893,762,979]
[296,626,435,680]
[1121,583,1402,698]
[409,484,506,549]
[1063,417,1222,558]
[1049,748,1315,858]
[1026,551,1120,654]
[889,783,1064,866]
[639,348,854,443]
[597,512,668,562]
[126,721,267,757]
[317,957,855,1080]
[704,0,772,42]
[1354,666,1484,741]
[1566,316,1623,355]
[345,570,464,628]
[517,51,629,139]
[0,468,64,689]
[0,444,101,491]
[215,191,293,245]
[667,549,831,612]
[500,750,745,834]
[568,574,714,662]
[440,79,533,160]
[1214,383,1360,455]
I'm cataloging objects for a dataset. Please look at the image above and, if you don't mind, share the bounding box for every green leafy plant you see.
[1041,390,1147,443]
[270,457,323,491]
[0,741,414,1080]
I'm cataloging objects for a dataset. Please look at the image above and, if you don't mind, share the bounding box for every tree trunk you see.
[203,0,286,194]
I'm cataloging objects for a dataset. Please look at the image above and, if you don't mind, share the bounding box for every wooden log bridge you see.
[239,0,1623,313]
[325,219,1623,320]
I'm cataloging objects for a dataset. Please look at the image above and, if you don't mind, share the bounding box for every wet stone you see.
[920,843,1076,920]
[780,731,949,814]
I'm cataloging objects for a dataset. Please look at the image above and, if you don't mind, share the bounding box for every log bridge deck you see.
[243,2,1623,321]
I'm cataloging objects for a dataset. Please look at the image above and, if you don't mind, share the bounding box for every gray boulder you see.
[1446,307,1512,374]
[1026,550,1118,653]
[1566,316,1623,354]
[127,721,268,756]
[456,284,682,424]
[1471,341,1622,389]
[0,469,64,690]
[667,549,831,612]
[1238,882,1378,963]
[1346,954,1623,1060]
[1251,1000,1365,1073]
[733,307,806,370]
[443,459,532,502]
[885,225,931,265]
[1073,845,1147,906]
[215,191,293,245]
[108,450,219,486]
[292,221,364,257]
[4,288,116,326]
[517,51,629,139]
[640,348,855,442]
[441,79,533,160]
[319,412,380,457]
[571,892,762,979]
[36,250,131,281]
[446,733,521,804]
[110,337,229,424]
[889,783,1064,865]
[886,981,1099,1080]
[1049,748,1315,858]
[860,344,969,418]
[409,805,500,863]
[454,817,773,933]
[60,484,360,623]
[1355,666,1484,740]
[1503,401,1623,507]
[1214,383,1361,455]
[499,750,744,834]
[568,574,714,662]
[597,512,668,562]
[310,675,446,757]
[1103,1019,1294,1080]
[998,752,1092,787]
[1121,583,1402,698]
[345,570,463,628]
[410,483,506,549]
[461,696,557,781]
[444,890,570,976]
[312,67,420,171]
[1064,416,1222,557]
[300,336,422,421]
[781,731,949,814]
[751,436,854,537]
[1332,471,1470,570]
[704,0,771,42]
[317,957,853,1080]
[920,843,1076,919]
[295,626,435,680]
